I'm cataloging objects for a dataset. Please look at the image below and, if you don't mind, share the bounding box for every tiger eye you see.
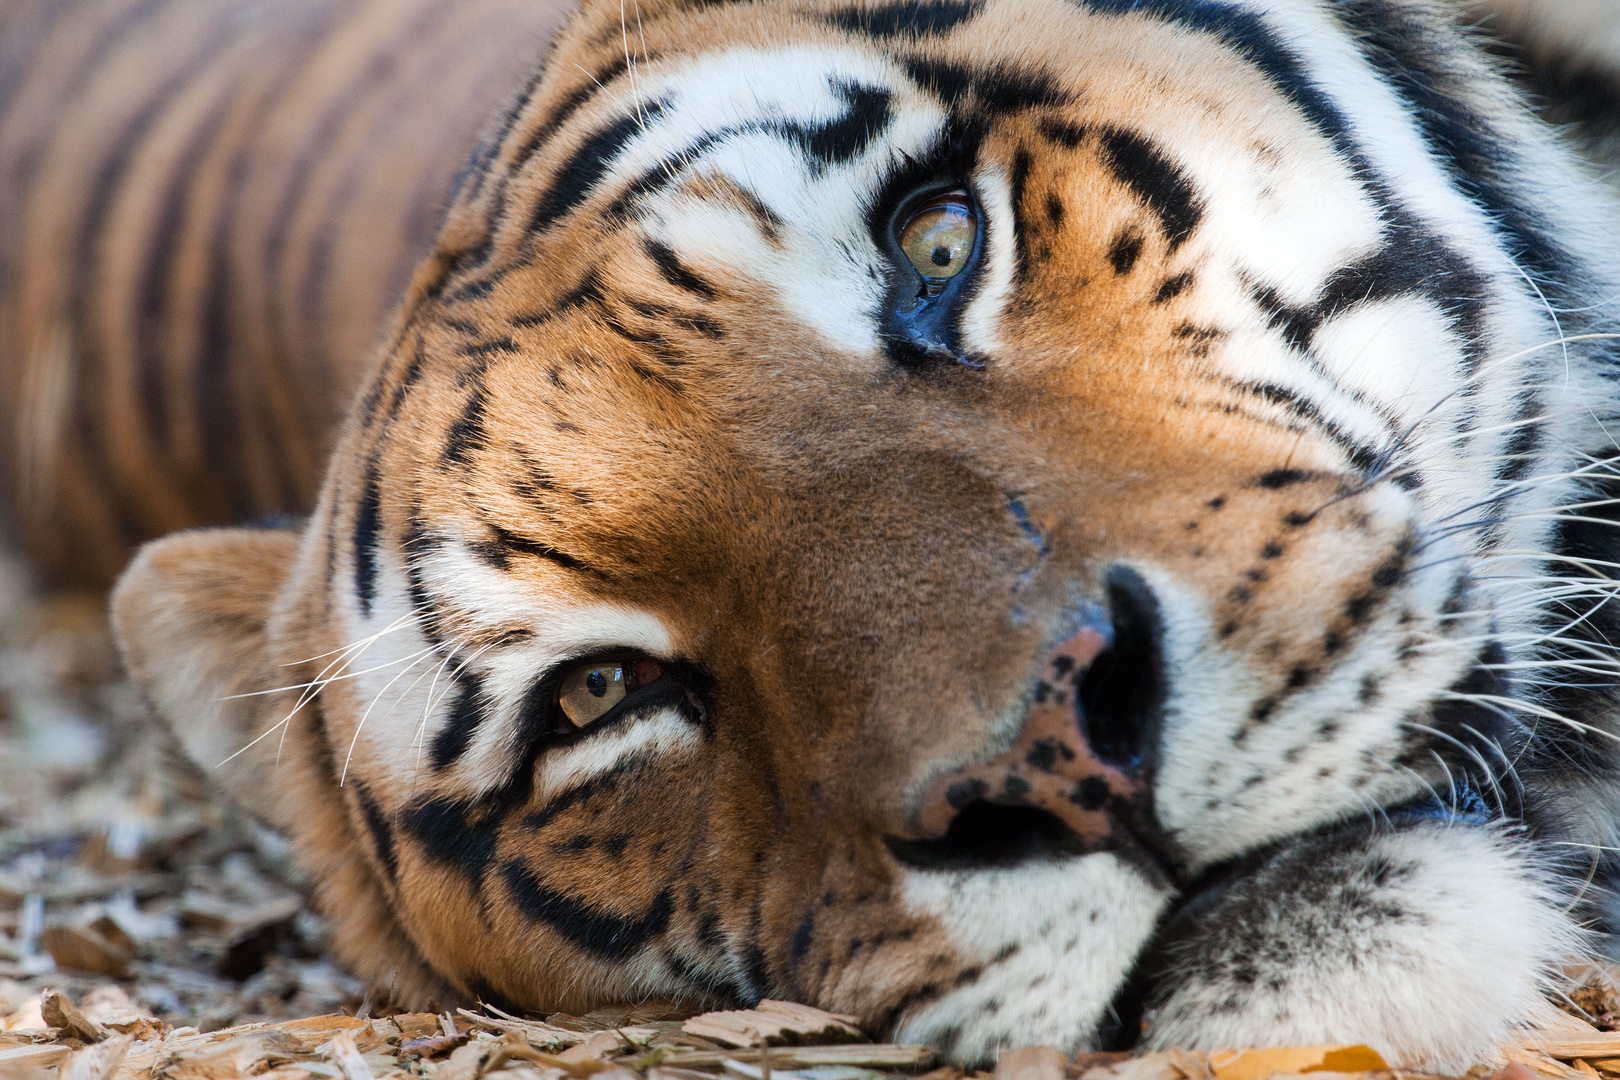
[558,662,628,727]
[897,192,976,281]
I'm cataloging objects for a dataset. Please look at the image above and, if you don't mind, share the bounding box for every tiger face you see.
[112,0,1620,1068]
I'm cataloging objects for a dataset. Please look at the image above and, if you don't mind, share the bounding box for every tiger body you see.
[0,0,571,585]
[8,0,1620,1068]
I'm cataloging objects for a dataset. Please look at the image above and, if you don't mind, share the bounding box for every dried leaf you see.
[648,1069,723,1080]
[391,1013,444,1041]
[1092,1052,1186,1080]
[60,1033,132,1080]
[996,1046,1067,1080]
[1164,1050,1214,1080]
[42,921,132,978]
[560,1032,625,1063]
[436,1039,503,1080]
[682,1002,864,1048]
[399,1032,469,1058]
[1208,1046,1387,1080]
[462,1007,622,1049]
[585,1004,697,1027]
[156,1032,303,1080]
[41,990,106,1043]
[658,1043,934,1069]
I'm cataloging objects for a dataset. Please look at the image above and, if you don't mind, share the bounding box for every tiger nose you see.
[909,565,1170,842]
[1077,566,1168,775]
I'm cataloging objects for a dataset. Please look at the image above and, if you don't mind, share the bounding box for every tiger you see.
[6,0,1620,1069]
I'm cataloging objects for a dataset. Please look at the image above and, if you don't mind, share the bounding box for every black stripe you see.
[528,110,655,234]
[4,0,169,192]
[262,4,448,339]
[1247,234,1489,358]
[501,860,674,960]
[442,384,488,466]
[782,81,893,169]
[68,24,236,551]
[643,239,718,299]
[1329,0,1580,292]
[352,780,399,884]
[1234,380,1382,474]
[1008,146,1033,274]
[430,667,492,771]
[901,57,1069,114]
[1097,128,1203,252]
[828,0,982,37]
[510,57,631,178]
[477,521,600,575]
[135,93,236,452]
[602,82,893,220]
[513,268,605,326]
[353,458,383,616]
[402,793,504,880]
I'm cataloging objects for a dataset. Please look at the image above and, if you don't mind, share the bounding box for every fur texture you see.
[7,0,1620,1069]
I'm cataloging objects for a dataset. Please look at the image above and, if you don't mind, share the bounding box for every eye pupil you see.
[931,246,951,267]
[586,669,609,697]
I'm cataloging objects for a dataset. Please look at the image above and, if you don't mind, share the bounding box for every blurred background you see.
[0,545,360,1034]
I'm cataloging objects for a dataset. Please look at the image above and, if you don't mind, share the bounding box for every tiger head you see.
[112,0,1620,1068]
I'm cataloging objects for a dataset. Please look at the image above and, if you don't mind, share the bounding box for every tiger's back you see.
[0,0,570,585]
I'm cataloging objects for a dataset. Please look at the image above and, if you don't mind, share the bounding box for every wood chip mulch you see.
[5,984,1620,1080]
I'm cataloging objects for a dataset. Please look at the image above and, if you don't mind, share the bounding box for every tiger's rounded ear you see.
[111,526,303,830]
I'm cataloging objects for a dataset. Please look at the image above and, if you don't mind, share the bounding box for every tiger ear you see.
[111,526,303,830]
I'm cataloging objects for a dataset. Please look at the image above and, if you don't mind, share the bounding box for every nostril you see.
[885,802,1088,870]
[1078,566,1167,775]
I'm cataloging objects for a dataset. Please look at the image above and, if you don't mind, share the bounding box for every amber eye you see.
[897,191,977,281]
[556,657,664,730]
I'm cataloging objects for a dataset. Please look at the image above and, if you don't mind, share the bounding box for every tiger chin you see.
[45,0,1620,1069]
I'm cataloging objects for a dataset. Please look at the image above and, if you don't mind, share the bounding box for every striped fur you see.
[11,0,1620,1068]
[0,0,572,585]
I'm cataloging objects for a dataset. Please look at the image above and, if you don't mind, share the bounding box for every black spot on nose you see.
[1078,566,1168,775]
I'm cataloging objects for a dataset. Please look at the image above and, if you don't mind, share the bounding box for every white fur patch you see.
[896,855,1171,1059]
[1144,825,1580,1072]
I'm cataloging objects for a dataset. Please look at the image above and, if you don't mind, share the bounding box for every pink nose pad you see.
[915,626,1145,845]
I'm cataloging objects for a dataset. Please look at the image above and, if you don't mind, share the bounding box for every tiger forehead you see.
[444,0,1341,279]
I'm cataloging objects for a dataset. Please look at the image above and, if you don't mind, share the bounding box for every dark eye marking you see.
[1097,128,1204,252]
[430,667,493,772]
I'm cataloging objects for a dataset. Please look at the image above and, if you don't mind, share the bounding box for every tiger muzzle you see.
[888,566,1181,877]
